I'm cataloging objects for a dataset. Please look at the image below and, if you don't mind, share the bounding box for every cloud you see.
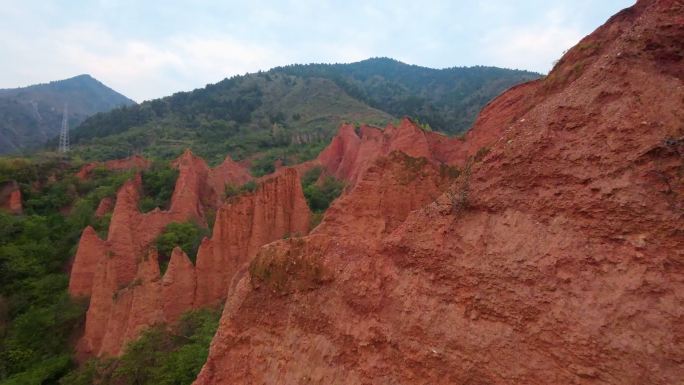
[480,8,584,73]
[0,0,633,99]
[5,21,295,101]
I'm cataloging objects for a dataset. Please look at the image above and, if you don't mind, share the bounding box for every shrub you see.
[139,163,179,212]
[302,176,344,213]
[59,309,220,385]
[155,222,208,271]
[223,180,258,200]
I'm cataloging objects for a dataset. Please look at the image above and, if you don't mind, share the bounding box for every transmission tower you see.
[58,103,69,153]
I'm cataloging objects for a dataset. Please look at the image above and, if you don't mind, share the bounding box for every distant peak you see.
[355,57,406,66]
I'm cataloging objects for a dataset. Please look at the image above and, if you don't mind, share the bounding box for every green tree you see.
[155,222,208,271]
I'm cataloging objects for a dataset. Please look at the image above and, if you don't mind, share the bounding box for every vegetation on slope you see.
[275,58,540,133]
[67,58,539,165]
[69,73,389,165]
[156,221,209,274]
[59,309,220,385]
[0,157,135,384]
[300,167,345,228]
[138,162,179,213]
[0,75,135,155]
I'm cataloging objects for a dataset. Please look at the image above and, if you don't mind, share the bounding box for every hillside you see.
[2,0,680,383]
[69,60,539,165]
[275,58,539,133]
[0,75,135,154]
[192,1,683,383]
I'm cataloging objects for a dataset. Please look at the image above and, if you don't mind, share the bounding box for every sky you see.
[0,0,635,102]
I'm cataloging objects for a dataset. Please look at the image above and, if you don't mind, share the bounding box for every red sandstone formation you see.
[194,1,684,384]
[8,189,21,214]
[170,150,253,220]
[314,117,476,187]
[68,227,107,297]
[161,247,196,322]
[209,155,252,198]
[71,149,252,297]
[0,181,22,214]
[94,197,114,217]
[72,164,309,357]
[194,168,311,307]
[313,151,456,241]
[76,154,151,179]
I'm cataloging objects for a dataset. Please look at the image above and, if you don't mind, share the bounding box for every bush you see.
[302,169,344,213]
[223,180,258,200]
[0,159,150,383]
[139,162,179,212]
[155,222,208,271]
[59,309,220,385]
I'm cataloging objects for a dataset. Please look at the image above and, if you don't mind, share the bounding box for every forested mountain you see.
[274,58,539,132]
[70,58,540,165]
[0,75,135,154]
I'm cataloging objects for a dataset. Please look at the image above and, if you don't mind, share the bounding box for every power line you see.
[58,103,69,153]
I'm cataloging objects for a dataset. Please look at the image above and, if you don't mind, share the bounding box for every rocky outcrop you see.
[194,1,684,384]
[314,151,456,241]
[161,247,196,322]
[194,150,459,383]
[315,117,479,187]
[70,150,252,299]
[76,154,151,179]
[82,249,164,357]
[194,168,311,307]
[0,181,22,214]
[94,197,114,217]
[72,163,310,358]
[170,150,253,221]
[68,226,107,298]
[208,155,252,199]
[8,189,21,214]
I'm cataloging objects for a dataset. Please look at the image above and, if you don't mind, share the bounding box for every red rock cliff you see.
[194,168,311,307]
[194,1,684,384]
[315,117,486,187]
[193,150,459,384]
[68,226,107,297]
[72,163,309,357]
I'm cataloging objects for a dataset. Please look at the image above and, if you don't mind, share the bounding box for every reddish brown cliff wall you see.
[194,1,684,384]
[71,162,309,358]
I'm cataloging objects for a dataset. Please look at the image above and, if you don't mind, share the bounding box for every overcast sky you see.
[0,0,634,102]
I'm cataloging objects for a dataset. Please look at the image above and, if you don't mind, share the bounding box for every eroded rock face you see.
[194,1,684,384]
[85,249,165,357]
[194,168,311,307]
[161,247,196,322]
[76,154,151,179]
[72,161,309,358]
[314,151,456,242]
[68,226,107,298]
[0,181,22,214]
[94,197,114,217]
[209,155,252,201]
[193,151,459,384]
[315,117,482,187]
[170,150,254,221]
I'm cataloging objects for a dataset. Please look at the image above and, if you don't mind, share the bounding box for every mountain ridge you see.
[0,74,135,154]
[68,58,540,165]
